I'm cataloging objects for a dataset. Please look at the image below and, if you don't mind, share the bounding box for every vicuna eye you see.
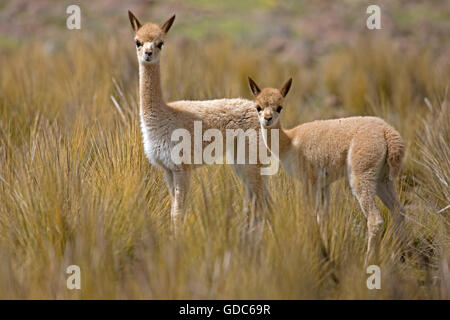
[157,42,164,49]
[256,105,262,112]
[276,106,283,113]
[136,40,142,47]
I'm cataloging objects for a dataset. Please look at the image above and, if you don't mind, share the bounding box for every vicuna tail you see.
[384,127,405,181]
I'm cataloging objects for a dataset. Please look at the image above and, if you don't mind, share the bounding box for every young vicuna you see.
[128,11,270,227]
[247,77,406,263]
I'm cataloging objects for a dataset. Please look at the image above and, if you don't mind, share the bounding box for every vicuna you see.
[128,11,271,229]
[248,77,406,264]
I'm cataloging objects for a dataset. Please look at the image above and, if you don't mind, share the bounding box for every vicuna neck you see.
[139,62,165,115]
[263,122,291,159]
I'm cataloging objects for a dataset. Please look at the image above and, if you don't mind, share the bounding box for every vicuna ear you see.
[128,10,142,32]
[248,77,261,97]
[160,14,176,34]
[280,78,292,97]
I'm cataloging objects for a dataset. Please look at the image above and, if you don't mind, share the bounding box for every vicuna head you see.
[128,11,175,64]
[248,77,292,128]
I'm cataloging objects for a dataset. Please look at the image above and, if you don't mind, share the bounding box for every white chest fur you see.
[139,112,174,170]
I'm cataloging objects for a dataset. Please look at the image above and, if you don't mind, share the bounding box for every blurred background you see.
[1,0,449,55]
[0,0,448,299]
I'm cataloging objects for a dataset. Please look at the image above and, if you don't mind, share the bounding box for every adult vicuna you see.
[128,11,271,228]
[247,77,406,264]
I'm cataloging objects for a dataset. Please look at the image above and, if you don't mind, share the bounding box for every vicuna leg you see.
[171,170,191,228]
[348,134,387,265]
[310,170,330,242]
[310,176,339,283]
[232,164,272,227]
[232,164,250,215]
[376,177,405,225]
[377,176,407,256]
[315,182,331,229]
[162,168,174,201]
[350,173,384,266]
[314,186,331,239]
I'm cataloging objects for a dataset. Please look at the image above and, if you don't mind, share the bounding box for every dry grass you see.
[0,34,448,299]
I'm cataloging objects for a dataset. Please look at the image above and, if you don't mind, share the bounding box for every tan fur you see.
[248,77,406,264]
[129,12,270,227]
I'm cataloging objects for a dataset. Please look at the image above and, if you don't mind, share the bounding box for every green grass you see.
[0,33,448,299]
[395,4,450,28]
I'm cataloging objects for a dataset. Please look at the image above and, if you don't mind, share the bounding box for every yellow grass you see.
[0,35,448,299]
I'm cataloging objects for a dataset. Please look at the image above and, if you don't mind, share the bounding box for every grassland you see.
[0,1,449,299]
